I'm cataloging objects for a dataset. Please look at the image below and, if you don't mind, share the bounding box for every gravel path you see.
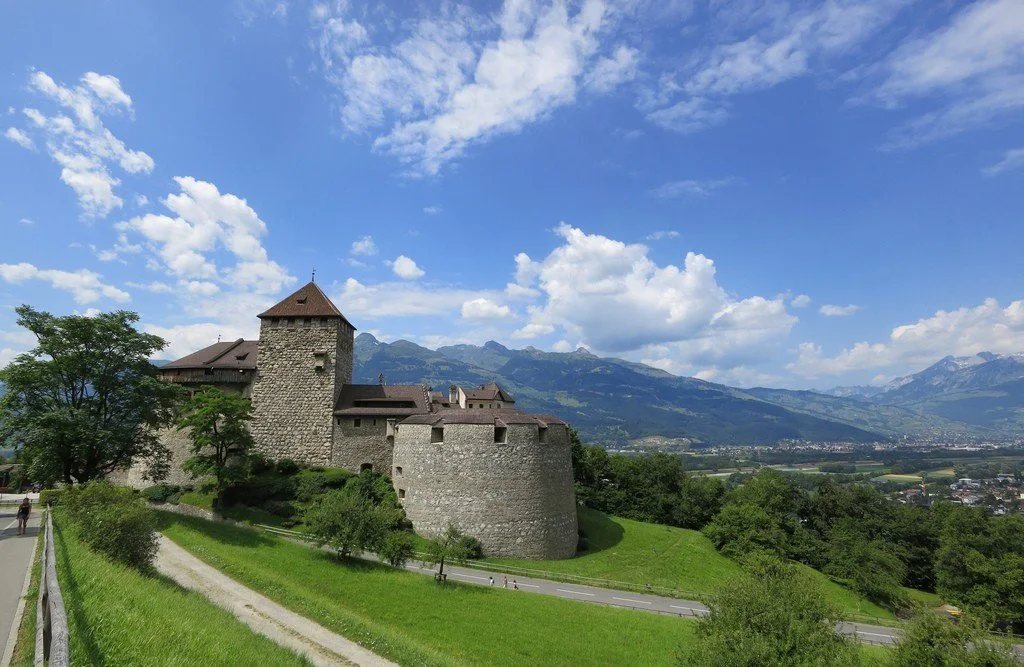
[155,535,397,667]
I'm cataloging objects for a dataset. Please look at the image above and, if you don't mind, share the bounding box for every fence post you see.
[33,508,69,667]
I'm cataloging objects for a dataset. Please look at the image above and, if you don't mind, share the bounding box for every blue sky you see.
[0,0,1022,389]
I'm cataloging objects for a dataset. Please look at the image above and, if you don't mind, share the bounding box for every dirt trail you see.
[155,535,397,667]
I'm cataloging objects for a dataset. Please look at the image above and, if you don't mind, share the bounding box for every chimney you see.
[378,372,386,386]
[449,384,458,405]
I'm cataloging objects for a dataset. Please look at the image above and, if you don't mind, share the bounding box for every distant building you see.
[131,281,577,559]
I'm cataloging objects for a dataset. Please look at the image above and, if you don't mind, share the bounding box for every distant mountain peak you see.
[573,347,596,357]
[355,332,379,345]
[483,340,509,352]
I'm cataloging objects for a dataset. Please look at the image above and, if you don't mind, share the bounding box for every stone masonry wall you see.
[332,417,394,475]
[250,318,350,465]
[393,422,578,559]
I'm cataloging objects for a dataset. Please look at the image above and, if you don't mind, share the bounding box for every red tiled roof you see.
[160,339,258,370]
[334,384,431,415]
[258,282,355,328]
[462,382,515,402]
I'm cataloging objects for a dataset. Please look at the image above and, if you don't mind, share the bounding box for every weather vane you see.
[312,267,316,283]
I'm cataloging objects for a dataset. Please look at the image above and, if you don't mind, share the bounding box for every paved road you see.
[0,504,40,662]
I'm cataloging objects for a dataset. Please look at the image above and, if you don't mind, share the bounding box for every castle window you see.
[494,426,507,444]
[489,403,493,409]
[431,426,444,443]
[372,419,377,426]
[335,416,342,425]
[398,488,405,499]
[360,463,373,472]
[296,296,307,304]
[396,466,403,475]
[539,426,548,443]
[353,418,361,427]
[204,368,213,375]
[287,318,295,325]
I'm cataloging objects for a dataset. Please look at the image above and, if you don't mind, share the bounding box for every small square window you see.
[396,466,403,475]
[354,418,361,427]
[494,426,507,444]
[398,488,406,499]
[431,426,444,443]
[539,426,548,443]
[335,416,342,425]
[287,317,295,325]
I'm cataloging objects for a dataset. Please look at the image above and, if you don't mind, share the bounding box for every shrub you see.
[276,458,300,476]
[141,484,180,503]
[247,453,275,476]
[60,481,159,570]
[221,474,296,507]
[295,468,352,503]
[262,500,296,518]
[166,489,184,505]
[459,534,484,559]
[39,487,65,506]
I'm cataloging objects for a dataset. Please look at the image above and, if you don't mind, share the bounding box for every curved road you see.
[0,503,40,664]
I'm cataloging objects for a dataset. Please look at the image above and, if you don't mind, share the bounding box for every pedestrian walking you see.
[489,576,494,586]
[513,579,518,590]
[16,497,31,535]
[503,576,508,589]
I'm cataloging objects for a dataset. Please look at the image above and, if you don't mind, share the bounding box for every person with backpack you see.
[16,497,31,535]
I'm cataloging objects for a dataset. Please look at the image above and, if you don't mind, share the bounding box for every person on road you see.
[16,497,31,535]
[488,576,494,586]
[513,579,518,590]
[503,576,508,589]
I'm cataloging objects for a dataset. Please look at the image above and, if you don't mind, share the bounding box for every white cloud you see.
[315,0,640,175]
[820,304,859,317]
[92,233,142,262]
[144,322,253,361]
[4,127,35,150]
[423,205,442,215]
[17,218,35,226]
[515,224,796,370]
[461,297,513,320]
[350,235,378,256]
[650,177,737,198]
[389,255,425,280]
[790,294,811,308]
[788,297,1024,379]
[118,176,295,295]
[12,71,153,218]
[645,230,680,241]
[551,339,574,353]
[134,194,149,207]
[873,0,1024,148]
[338,278,504,318]
[983,147,1024,176]
[0,262,130,304]
[645,97,729,134]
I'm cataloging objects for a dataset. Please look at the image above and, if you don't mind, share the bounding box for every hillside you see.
[355,334,882,446]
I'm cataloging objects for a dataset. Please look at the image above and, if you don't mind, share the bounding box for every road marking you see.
[670,605,701,611]
[451,573,489,582]
[556,588,594,597]
[514,583,539,589]
[855,631,895,639]
[612,597,651,605]
[1,519,18,533]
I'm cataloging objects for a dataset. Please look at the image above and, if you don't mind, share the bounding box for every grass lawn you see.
[485,508,897,622]
[159,511,695,666]
[49,516,308,666]
[878,474,924,482]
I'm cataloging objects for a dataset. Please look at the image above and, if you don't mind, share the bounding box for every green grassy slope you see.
[51,519,307,666]
[487,508,898,622]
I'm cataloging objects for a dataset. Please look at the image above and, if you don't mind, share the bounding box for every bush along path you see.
[154,535,396,667]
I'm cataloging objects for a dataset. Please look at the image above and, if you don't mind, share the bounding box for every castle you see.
[149,281,578,559]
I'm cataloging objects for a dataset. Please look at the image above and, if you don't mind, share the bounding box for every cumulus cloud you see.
[9,70,153,217]
[350,235,377,256]
[388,255,425,280]
[820,303,859,317]
[461,297,513,320]
[512,224,796,373]
[0,262,130,304]
[339,278,504,318]
[983,147,1024,176]
[645,230,680,241]
[791,294,811,308]
[314,0,641,175]
[788,297,1024,379]
[423,205,442,215]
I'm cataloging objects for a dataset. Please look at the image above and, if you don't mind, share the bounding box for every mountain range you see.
[353,334,1024,446]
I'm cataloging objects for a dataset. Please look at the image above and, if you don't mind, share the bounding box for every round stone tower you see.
[392,411,578,559]
[249,281,354,465]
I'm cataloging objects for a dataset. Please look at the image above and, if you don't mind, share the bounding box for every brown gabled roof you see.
[463,382,515,403]
[334,384,431,416]
[258,282,355,328]
[400,408,563,426]
[160,339,259,370]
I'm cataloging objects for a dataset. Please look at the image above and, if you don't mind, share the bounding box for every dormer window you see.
[296,296,308,304]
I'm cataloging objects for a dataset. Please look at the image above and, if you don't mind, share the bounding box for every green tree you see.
[891,612,1017,667]
[678,555,858,667]
[379,531,415,567]
[303,486,398,558]
[178,386,254,512]
[0,306,180,484]
[703,502,787,558]
[826,520,908,611]
[423,523,474,580]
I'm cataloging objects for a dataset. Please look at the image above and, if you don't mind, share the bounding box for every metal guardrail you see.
[34,509,69,667]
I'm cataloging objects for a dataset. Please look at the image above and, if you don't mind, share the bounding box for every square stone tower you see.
[249,281,354,465]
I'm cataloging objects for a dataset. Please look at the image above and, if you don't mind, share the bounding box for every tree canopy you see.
[178,386,254,511]
[0,306,180,484]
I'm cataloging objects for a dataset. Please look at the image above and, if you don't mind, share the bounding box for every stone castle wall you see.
[250,317,352,465]
[393,422,578,559]
[332,417,394,474]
